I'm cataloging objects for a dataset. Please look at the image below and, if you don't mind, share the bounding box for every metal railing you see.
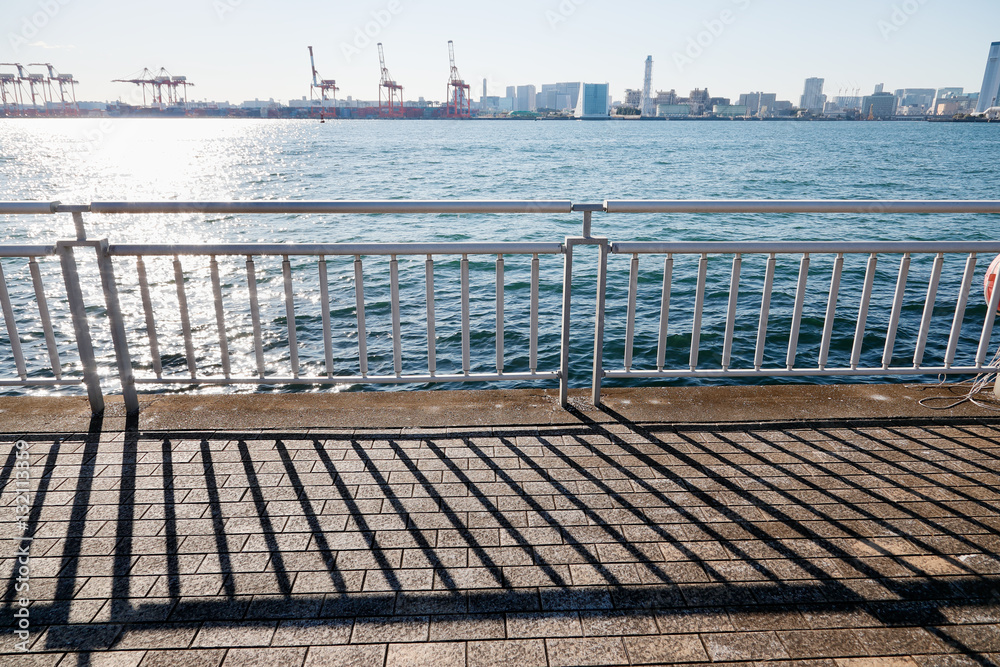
[0,244,91,396]
[1,199,999,415]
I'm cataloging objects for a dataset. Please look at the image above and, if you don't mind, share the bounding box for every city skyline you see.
[2,0,998,105]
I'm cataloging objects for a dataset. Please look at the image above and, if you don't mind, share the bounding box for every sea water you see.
[0,119,998,394]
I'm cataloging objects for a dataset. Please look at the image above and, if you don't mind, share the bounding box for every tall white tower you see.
[641,56,654,117]
[976,42,1000,113]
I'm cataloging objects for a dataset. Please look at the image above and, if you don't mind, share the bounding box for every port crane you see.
[29,63,78,115]
[113,68,193,107]
[445,40,471,119]
[0,64,26,115]
[377,43,404,118]
[308,46,338,123]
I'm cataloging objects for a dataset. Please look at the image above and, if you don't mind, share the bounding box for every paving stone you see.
[467,639,547,667]
[223,647,307,666]
[506,611,582,638]
[430,614,506,641]
[624,634,710,664]
[779,629,868,659]
[70,652,146,667]
[580,610,658,636]
[350,616,429,644]
[702,631,792,661]
[272,619,354,647]
[385,642,465,667]
[545,636,629,667]
[113,623,200,649]
[193,621,277,648]
[304,644,386,667]
[853,627,958,656]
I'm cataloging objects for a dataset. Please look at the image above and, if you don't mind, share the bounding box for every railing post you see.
[57,242,104,415]
[96,240,140,415]
[592,241,608,406]
[559,241,573,407]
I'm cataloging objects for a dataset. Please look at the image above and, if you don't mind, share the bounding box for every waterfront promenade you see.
[2,383,999,666]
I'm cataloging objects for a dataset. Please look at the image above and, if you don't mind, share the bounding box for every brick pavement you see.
[1,393,999,666]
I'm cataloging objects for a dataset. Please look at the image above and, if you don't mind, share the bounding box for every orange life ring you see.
[987,254,1000,314]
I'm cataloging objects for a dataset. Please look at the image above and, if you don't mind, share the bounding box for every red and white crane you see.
[308,46,338,122]
[29,63,78,115]
[0,64,27,116]
[445,41,471,119]
[378,43,404,119]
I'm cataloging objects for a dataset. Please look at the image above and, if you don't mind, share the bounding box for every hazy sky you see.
[2,0,997,104]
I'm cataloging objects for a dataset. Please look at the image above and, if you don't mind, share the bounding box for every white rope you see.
[913,346,1000,411]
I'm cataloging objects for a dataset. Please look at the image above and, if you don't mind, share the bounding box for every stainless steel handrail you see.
[2,199,999,416]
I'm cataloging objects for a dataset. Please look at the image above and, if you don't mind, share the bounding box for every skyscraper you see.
[516,85,537,112]
[975,42,1000,113]
[575,83,610,118]
[641,56,655,117]
[800,78,826,112]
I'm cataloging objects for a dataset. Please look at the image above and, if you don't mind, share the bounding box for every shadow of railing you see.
[2,411,999,663]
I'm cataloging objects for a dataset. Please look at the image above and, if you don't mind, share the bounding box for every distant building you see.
[538,82,580,111]
[624,89,643,108]
[861,92,897,119]
[738,92,777,116]
[574,83,610,118]
[800,78,826,112]
[515,85,537,112]
[975,42,1000,113]
[654,90,677,106]
[656,104,690,118]
[641,56,655,117]
[713,104,748,117]
[894,88,935,109]
[687,88,711,114]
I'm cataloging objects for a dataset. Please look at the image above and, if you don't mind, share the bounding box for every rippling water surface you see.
[1,119,998,395]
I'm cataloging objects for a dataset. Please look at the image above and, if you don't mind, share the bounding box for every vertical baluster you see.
[319,256,334,378]
[496,254,504,374]
[755,253,777,371]
[136,256,162,379]
[0,260,26,380]
[390,255,402,377]
[592,243,609,406]
[530,253,539,374]
[625,253,639,371]
[461,254,471,375]
[977,263,1000,367]
[29,257,61,379]
[722,254,741,371]
[209,256,231,379]
[354,255,368,377]
[425,255,436,376]
[945,253,977,369]
[246,255,265,379]
[882,253,911,369]
[282,255,299,379]
[690,254,708,370]
[786,253,810,371]
[851,253,878,370]
[819,253,844,370]
[656,254,673,372]
[174,255,197,380]
[913,253,943,368]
